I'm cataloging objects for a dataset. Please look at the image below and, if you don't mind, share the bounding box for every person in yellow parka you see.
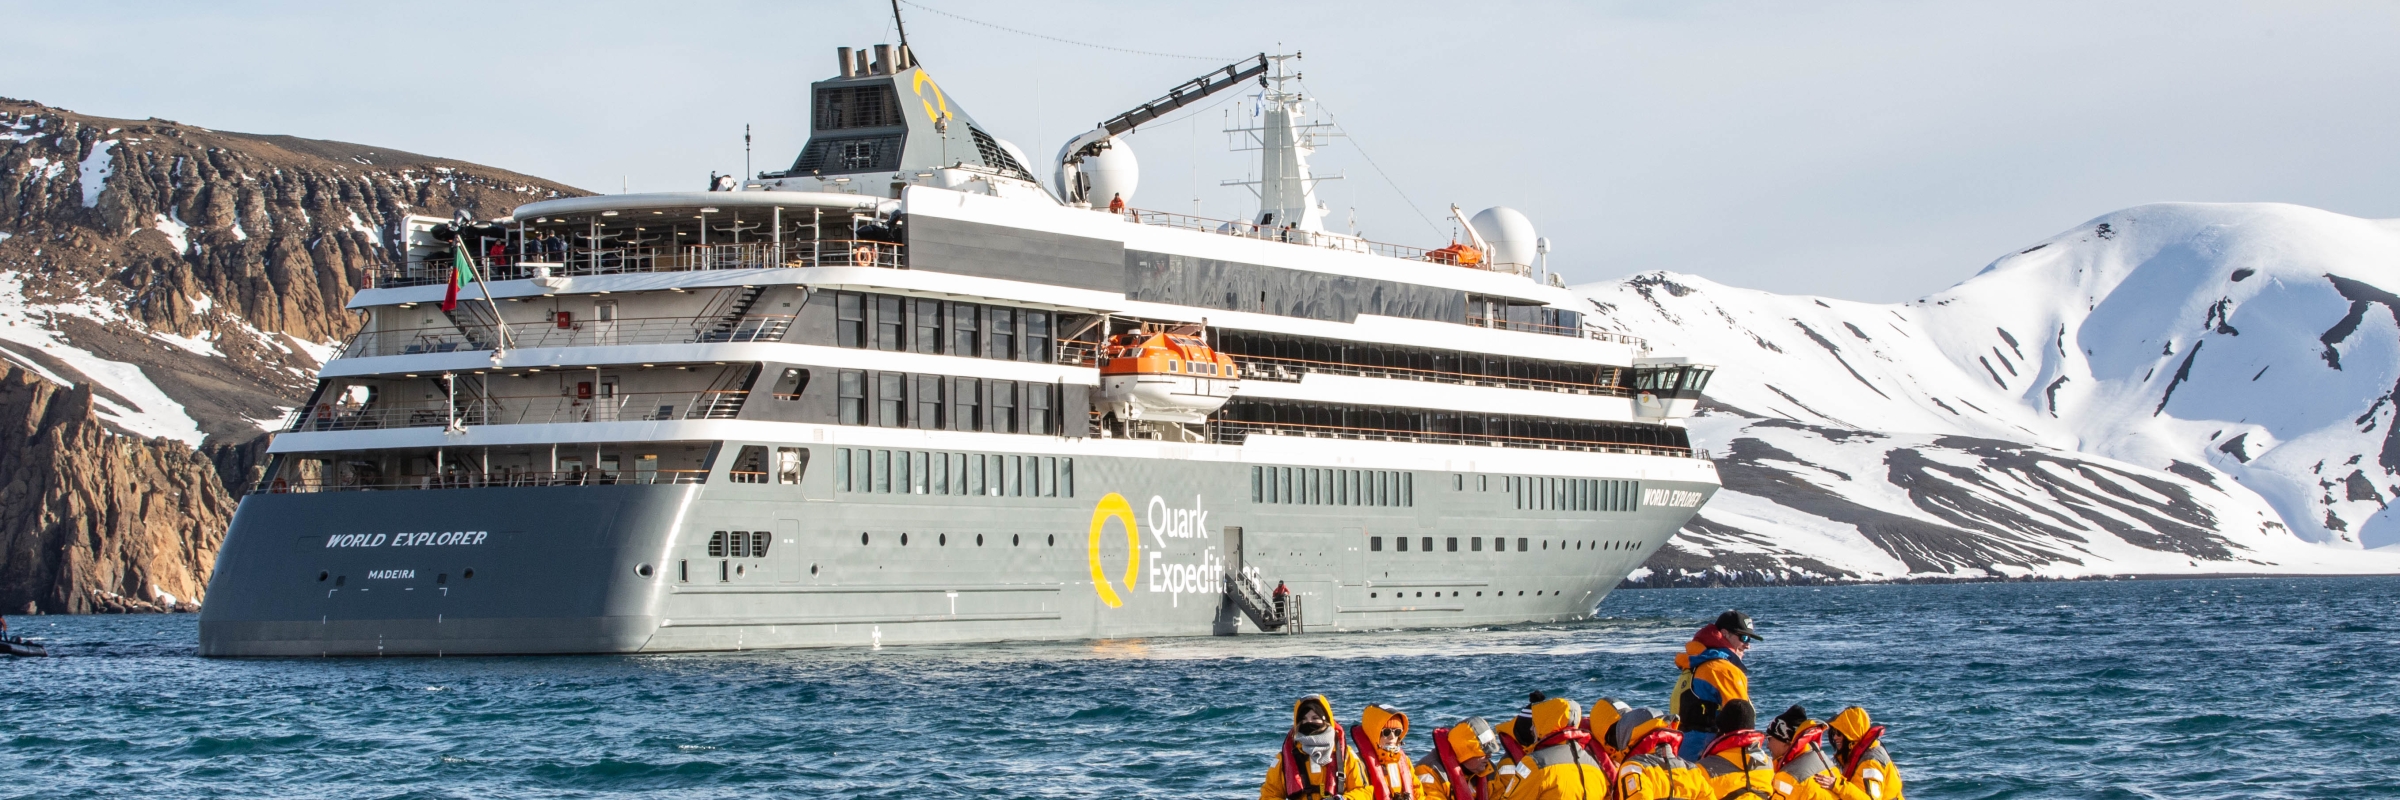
[1263,695,1375,800]
[1413,717,1503,800]
[1764,705,1866,800]
[1583,697,1632,767]
[1355,703,1424,800]
[1607,707,1718,800]
[1488,693,1545,799]
[1826,707,1903,800]
[1504,697,1612,800]
[1696,701,1775,800]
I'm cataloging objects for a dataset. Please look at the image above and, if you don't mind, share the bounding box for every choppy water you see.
[5,577,2397,798]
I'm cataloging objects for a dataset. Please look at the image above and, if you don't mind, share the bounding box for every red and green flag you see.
[442,246,478,311]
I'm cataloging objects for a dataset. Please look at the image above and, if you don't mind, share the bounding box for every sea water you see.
[4,576,2396,798]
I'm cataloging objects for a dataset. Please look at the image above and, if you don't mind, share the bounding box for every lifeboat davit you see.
[1098,327,1239,425]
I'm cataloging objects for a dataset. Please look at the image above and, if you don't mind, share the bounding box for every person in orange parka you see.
[1263,695,1374,800]
[1504,697,1612,800]
[1697,701,1776,800]
[1412,717,1504,800]
[1826,707,1903,800]
[1353,703,1423,800]
[1673,610,1761,760]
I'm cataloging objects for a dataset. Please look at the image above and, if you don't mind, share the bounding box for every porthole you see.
[1048,534,1056,546]
[1371,592,1378,598]
[862,532,871,545]
[1476,591,1483,597]
[464,569,474,579]
[316,571,329,582]
[976,534,985,546]
[1013,534,1021,546]
[1517,591,1523,596]
[636,564,654,578]
[1414,591,1422,598]
[901,532,910,546]
[939,533,948,546]
[335,575,346,587]
[811,564,820,575]
[736,565,745,576]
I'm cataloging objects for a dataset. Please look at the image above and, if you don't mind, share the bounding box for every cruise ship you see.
[198,44,1721,656]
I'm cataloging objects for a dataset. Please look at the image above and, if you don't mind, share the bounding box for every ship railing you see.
[255,469,709,495]
[1116,207,1450,264]
[1210,419,1699,458]
[366,240,905,288]
[282,389,750,432]
[1054,339,1102,367]
[1466,314,1649,347]
[1227,353,1633,397]
[335,314,797,358]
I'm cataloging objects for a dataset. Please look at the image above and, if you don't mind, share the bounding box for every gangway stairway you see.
[693,286,786,342]
[1221,574,1303,634]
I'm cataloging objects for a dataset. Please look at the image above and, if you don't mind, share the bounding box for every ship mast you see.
[1224,54,1340,233]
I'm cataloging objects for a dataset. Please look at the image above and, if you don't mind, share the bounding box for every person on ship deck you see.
[1264,695,1373,800]
[1674,610,1761,760]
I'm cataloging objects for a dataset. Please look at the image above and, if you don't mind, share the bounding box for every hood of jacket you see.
[1585,698,1631,756]
[1529,697,1583,740]
[1293,695,1338,731]
[1361,703,1410,746]
[1829,706,1873,743]
[1446,719,1494,763]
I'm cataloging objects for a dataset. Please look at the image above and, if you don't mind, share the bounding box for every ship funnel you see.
[872,44,893,74]
[838,47,856,78]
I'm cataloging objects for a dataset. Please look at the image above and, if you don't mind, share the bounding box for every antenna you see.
[890,0,911,57]
[744,124,752,181]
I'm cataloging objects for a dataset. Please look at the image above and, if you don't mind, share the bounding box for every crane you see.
[1054,54,1270,206]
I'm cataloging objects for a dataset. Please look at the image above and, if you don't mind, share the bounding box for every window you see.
[1371,536,1384,552]
[952,377,982,432]
[991,307,1016,361]
[772,368,808,400]
[838,370,866,425]
[1061,458,1074,497]
[1026,383,1052,436]
[913,299,942,354]
[729,446,769,484]
[877,372,906,427]
[911,451,929,494]
[1472,536,1483,552]
[1494,536,1507,552]
[1043,456,1059,497]
[875,295,904,351]
[836,292,865,348]
[729,531,750,558]
[708,531,727,557]
[776,447,805,485]
[1421,537,1433,552]
[852,448,870,491]
[968,453,987,496]
[1447,537,1458,552]
[1026,311,1051,362]
[950,302,980,357]
[1517,537,1529,552]
[915,375,944,429]
[835,448,851,491]
[991,380,1018,433]
[1397,536,1409,552]
[1007,455,1024,496]
[872,449,890,493]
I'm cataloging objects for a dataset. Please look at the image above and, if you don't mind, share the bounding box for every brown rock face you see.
[0,97,589,612]
[0,368,230,613]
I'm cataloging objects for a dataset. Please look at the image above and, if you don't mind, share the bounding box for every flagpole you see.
[470,235,513,353]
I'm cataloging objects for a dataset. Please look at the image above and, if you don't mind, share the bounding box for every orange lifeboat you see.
[1427,241,1484,267]
[1098,326,1239,424]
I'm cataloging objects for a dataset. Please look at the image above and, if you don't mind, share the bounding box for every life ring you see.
[853,244,875,266]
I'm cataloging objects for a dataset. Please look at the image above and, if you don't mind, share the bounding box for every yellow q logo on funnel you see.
[1087,493,1140,608]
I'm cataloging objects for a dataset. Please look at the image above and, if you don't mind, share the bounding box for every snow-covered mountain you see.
[1581,203,2400,584]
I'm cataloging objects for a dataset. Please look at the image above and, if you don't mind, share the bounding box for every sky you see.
[7,1,2397,302]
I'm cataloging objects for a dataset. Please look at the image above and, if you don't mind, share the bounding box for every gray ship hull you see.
[200,449,1713,656]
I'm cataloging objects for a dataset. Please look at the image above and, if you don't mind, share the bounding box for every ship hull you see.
[199,449,1713,656]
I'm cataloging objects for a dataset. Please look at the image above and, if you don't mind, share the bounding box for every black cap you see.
[1767,704,1808,742]
[1715,610,1762,641]
[1716,700,1757,733]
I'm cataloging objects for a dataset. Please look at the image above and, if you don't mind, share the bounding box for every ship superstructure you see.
[199,45,1720,656]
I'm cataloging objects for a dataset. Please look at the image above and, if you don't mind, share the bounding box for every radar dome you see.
[1469,206,1539,268]
[1079,137,1139,208]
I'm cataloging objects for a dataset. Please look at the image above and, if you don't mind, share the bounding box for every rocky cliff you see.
[0,97,583,611]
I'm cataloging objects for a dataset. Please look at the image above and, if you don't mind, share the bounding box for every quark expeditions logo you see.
[1085,493,1226,609]
[1641,488,1706,508]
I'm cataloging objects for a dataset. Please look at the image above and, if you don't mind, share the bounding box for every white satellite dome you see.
[1079,137,1140,208]
[1469,206,1539,267]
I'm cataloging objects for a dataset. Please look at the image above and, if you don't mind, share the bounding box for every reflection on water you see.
[5,577,2396,799]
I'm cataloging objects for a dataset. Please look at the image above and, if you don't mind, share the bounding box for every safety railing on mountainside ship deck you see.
[1463,314,1649,349]
[255,469,710,495]
[1207,419,1702,458]
[335,315,795,358]
[366,240,904,288]
[280,390,748,432]
[1226,353,1634,397]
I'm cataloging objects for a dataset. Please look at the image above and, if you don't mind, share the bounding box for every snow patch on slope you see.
[78,140,115,207]
[0,271,203,443]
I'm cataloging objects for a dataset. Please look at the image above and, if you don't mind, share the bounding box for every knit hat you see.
[1717,699,1758,733]
[1767,704,1809,742]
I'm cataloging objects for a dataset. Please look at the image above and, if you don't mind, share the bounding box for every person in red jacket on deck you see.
[1673,610,1761,759]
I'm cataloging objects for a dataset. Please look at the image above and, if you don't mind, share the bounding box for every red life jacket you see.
[1432,727,1488,800]
[1775,727,1828,771]
[1704,729,1767,760]
[1838,725,1887,777]
[1534,726,1619,785]
[1350,722,1392,800]
[1282,728,1354,798]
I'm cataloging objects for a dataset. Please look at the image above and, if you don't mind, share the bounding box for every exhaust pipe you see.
[837,47,855,78]
[872,44,892,75]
